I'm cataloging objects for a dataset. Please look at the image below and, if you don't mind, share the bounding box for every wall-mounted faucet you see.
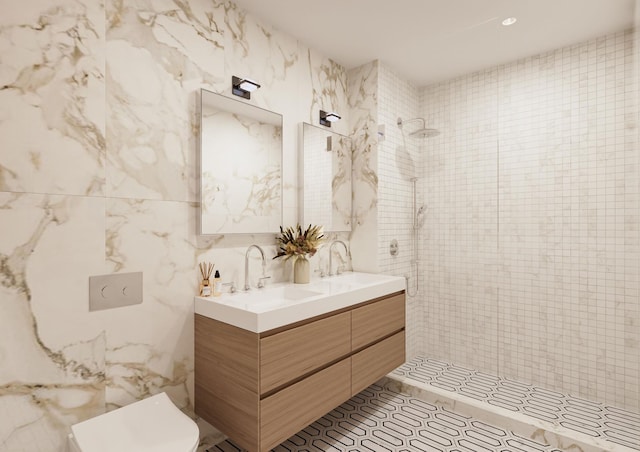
[329,240,350,276]
[245,244,267,291]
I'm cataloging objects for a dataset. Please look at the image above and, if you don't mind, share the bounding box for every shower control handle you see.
[390,239,399,256]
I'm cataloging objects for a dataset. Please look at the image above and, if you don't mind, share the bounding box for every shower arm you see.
[397,117,426,129]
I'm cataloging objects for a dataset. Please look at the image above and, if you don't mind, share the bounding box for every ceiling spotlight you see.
[501,17,517,26]
[319,110,341,127]
[232,76,260,99]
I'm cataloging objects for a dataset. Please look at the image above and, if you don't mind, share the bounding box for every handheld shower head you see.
[415,204,427,229]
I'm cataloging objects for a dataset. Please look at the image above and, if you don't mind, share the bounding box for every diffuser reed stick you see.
[199,262,214,297]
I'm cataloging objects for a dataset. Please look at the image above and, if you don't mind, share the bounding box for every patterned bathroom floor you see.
[210,381,563,452]
[391,356,640,450]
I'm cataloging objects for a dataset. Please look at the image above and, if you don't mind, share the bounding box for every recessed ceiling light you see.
[502,17,517,26]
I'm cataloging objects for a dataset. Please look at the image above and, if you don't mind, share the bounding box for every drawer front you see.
[351,293,405,351]
[260,311,351,394]
[260,358,351,451]
[352,331,405,396]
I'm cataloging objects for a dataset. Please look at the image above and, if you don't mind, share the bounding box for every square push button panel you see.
[89,272,143,311]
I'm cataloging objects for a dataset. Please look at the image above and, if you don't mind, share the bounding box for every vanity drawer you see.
[351,293,405,350]
[352,331,405,396]
[260,358,351,451]
[260,311,351,394]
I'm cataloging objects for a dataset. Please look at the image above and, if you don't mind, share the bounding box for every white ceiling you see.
[231,0,638,86]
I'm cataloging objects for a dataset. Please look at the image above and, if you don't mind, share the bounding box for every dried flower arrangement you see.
[273,224,324,260]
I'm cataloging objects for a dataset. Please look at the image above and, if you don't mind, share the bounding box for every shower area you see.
[373,13,640,451]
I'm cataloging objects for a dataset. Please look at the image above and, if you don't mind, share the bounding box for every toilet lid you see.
[71,393,199,452]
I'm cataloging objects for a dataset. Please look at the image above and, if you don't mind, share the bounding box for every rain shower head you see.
[409,127,440,138]
[397,117,439,139]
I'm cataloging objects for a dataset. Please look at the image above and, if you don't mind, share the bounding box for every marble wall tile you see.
[104,198,197,410]
[347,61,379,273]
[105,0,225,202]
[0,0,106,197]
[298,47,349,137]
[220,1,301,226]
[0,193,107,452]
[0,0,354,450]
[221,1,298,115]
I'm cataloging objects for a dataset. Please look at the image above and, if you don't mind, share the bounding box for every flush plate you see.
[89,272,143,311]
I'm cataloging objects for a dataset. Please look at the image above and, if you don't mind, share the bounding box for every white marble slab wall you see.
[0,0,351,450]
[347,61,379,273]
[420,28,639,412]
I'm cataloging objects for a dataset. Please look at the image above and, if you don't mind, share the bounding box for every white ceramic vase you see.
[293,256,310,284]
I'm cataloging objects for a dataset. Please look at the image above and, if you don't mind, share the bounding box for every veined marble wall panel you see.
[0,0,352,450]
[104,198,196,410]
[347,61,379,273]
[222,1,298,115]
[299,47,349,137]
[221,2,299,225]
[0,193,107,452]
[105,0,226,202]
[0,0,105,196]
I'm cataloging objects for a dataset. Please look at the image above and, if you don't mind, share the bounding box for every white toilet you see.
[68,392,199,452]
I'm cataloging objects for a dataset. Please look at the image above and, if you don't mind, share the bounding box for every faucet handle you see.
[223,282,236,293]
[314,268,326,278]
[257,276,271,288]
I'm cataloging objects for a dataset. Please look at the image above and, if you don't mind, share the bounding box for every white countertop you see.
[194,272,406,333]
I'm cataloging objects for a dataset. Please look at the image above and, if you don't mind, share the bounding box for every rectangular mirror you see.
[199,89,283,235]
[300,122,352,232]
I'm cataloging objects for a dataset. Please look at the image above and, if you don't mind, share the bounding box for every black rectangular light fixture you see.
[320,110,341,127]
[232,76,260,99]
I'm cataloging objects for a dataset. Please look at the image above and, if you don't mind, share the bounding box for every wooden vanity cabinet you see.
[195,290,405,452]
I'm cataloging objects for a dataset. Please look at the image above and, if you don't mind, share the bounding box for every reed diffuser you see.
[199,262,214,297]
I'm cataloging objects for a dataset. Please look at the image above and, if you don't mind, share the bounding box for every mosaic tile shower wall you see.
[377,63,424,360]
[420,29,640,411]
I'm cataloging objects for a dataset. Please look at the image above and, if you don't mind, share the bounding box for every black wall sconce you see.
[320,110,341,127]
[232,76,260,99]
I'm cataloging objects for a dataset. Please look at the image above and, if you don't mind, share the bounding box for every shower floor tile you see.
[209,381,562,452]
[391,356,640,451]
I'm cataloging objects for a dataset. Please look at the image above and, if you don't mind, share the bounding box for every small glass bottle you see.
[213,270,222,297]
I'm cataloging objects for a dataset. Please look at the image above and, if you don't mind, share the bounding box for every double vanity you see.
[194,272,406,452]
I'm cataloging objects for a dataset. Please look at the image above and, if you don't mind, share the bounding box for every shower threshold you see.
[389,356,640,452]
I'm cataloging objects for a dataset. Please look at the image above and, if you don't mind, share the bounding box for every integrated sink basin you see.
[195,271,406,332]
[275,286,322,300]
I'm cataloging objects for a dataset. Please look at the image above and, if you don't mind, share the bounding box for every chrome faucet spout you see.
[329,240,350,276]
[245,244,266,291]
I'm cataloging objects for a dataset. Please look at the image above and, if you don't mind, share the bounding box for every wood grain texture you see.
[260,311,351,394]
[195,291,406,452]
[195,314,260,452]
[351,331,405,396]
[351,293,405,351]
[260,358,351,451]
